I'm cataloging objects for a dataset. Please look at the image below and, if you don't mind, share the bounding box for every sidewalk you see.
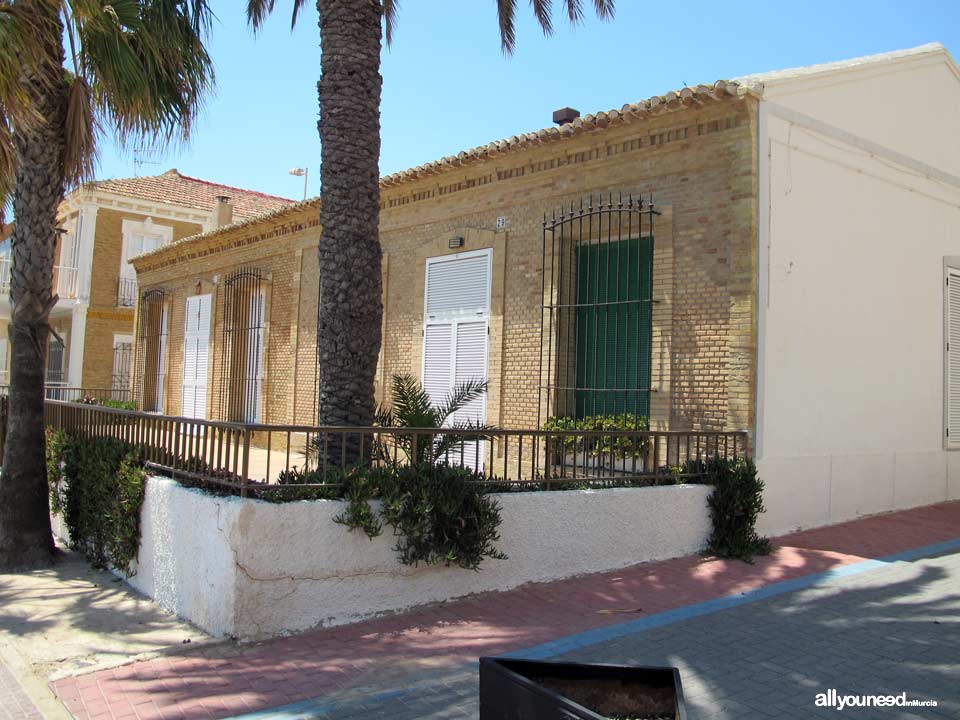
[46,501,960,720]
[0,547,216,720]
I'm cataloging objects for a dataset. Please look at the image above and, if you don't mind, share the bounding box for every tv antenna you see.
[133,149,161,177]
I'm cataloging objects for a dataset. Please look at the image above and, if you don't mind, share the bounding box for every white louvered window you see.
[244,291,266,423]
[946,267,960,449]
[182,294,211,420]
[422,249,491,471]
[120,219,172,281]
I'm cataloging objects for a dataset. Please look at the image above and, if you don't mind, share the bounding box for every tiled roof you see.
[380,80,745,186]
[88,169,295,220]
[134,79,747,264]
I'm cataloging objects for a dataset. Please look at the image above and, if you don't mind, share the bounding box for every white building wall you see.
[755,49,960,534]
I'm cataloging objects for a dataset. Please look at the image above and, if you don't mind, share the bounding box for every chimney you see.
[213,195,233,228]
[552,107,580,126]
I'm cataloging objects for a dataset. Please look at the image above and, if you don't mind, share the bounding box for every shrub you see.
[380,463,505,570]
[75,397,137,410]
[331,462,506,570]
[48,434,147,575]
[702,456,771,562]
[541,413,649,458]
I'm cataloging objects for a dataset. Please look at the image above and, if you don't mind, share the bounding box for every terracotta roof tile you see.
[88,169,295,220]
[379,80,744,186]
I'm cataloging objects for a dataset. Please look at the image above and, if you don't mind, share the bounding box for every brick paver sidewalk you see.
[0,657,45,720]
[52,502,960,720]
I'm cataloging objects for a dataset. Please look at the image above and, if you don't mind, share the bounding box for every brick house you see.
[132,44,960,534]
[0,170,294,393]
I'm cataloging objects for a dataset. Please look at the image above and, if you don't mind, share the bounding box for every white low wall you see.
[73,477,712,639]
[756,451,960,536]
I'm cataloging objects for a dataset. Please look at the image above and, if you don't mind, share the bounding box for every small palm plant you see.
[375,373,492,468]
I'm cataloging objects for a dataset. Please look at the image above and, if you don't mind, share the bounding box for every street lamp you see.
[288,167,308,201]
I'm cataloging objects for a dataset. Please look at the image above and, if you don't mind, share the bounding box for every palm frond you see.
[289,0,308,31]
[434,378,487,426]
[383,0,399,45]
[590,0,615,20]
[63,75,98,187]
[0,3,57,131]
[69,0,216,153]
[496,0,518,53]
[246,0,276,32]
[530,0,554,36]
[390,373,439,428]
[499,0,614,54]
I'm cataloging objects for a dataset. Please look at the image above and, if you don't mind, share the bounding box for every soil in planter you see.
[531,675,675,720]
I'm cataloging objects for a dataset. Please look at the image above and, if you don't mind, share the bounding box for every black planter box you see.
[479,657,687,720]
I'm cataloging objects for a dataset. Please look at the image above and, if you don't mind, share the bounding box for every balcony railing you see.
[0,257,78,300]
[0,255,9,295]
[0,385,131,403]
[117,277,137,307]
[53,265,79,299]
[34,399,750,497]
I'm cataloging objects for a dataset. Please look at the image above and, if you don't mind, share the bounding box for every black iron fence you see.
[40,400,749,498]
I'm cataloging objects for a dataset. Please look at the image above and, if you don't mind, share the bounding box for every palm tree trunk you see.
[315,0,383,460]
[0,5,67,570]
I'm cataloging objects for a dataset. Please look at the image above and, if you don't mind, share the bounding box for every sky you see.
[94,0,960,201]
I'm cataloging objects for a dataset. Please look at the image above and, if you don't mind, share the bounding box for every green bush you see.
[542,413,649,458]
[702,456,771,562]
[47,433,147,576]
[102,399,137,411]
[330,462,506,570]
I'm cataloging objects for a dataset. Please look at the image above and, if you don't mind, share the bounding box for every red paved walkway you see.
[52,502,960,720]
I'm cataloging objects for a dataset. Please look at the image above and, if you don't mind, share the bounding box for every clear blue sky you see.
[96,0,960,201]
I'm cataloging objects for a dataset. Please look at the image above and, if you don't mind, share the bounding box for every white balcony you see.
[0,256,79,301]
[0,255,9,296]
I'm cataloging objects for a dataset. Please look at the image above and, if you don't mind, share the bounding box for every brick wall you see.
[134,96,758,434]
[83,209,201,390]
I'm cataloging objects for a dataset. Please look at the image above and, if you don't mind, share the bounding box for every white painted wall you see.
[754,47,960,534]
[65,477,711,640]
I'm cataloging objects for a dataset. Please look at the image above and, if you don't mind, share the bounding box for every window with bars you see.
[112,338,133,397]
[539,195,656,424]
[133,289,169,412]
[218,268,266,423]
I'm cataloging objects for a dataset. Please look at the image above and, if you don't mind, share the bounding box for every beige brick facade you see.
[134,95,759,435]
[78,209,203,390]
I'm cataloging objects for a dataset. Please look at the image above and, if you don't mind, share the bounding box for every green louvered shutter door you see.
[574,237,653,419]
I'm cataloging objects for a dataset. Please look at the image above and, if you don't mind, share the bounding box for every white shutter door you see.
[425,253,490,317]
[156,304,169,411]
[195,297,210,419]
[452,320,488,471]
[422,324,453,407]
[947,271,960,448]
[181,295,211,419]
[421,251,492,472]
[452,321,487,425]
[245,291,265,422]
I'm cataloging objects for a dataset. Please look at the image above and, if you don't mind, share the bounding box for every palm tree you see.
[0,1,215,570]
[246,0,615,444]
[375,373,491,467]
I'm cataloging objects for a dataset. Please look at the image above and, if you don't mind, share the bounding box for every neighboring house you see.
[0,169,294,395]
[131,44,960,535]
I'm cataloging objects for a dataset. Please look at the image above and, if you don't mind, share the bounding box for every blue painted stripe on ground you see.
[225,535,960,720]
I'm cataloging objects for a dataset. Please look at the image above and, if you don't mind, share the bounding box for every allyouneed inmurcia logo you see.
[815,689,939,711]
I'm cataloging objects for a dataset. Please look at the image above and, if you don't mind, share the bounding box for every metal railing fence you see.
[39,399,749,498]
[0,386,132,403]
